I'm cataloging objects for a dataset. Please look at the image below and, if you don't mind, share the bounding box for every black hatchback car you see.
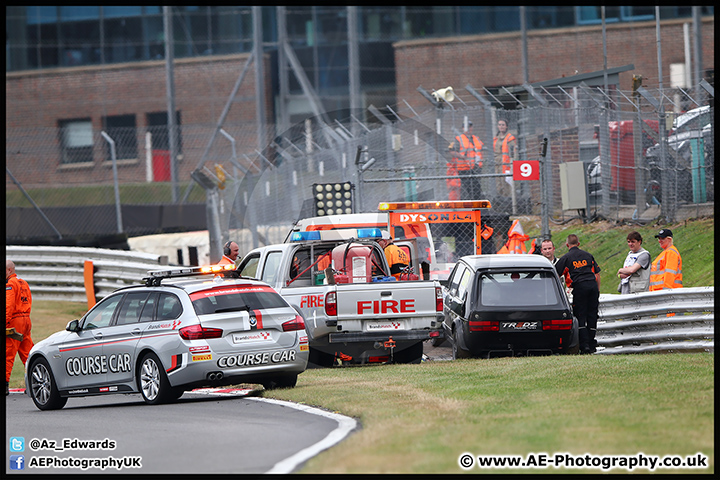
[442,255,579,359]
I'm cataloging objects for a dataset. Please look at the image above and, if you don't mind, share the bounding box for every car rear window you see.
[477,271,562,307]
[190,285,289,315]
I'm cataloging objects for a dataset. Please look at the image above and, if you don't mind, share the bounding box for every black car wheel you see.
[452,327,471,360]
[566,317,580,355]
[28,357,68,411]
[392,341,424,364]
[137,352,173,405]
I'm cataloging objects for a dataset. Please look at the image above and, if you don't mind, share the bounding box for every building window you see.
[146,111,183,156]
[102,114,138,161]
[59,7,101,66]
[58,118,94,164]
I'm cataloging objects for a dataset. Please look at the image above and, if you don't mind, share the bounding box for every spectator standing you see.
[541,239,558,266]
[218,241,240,266]
[617,231,651,294]
[649,229,683,291]
[493,118,518,198]
[6,260,34,395]
[454,121,484,199]
[555,235,601,354]
[446,140,462,201]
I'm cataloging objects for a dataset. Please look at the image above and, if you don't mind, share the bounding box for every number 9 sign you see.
[513,160,539,181]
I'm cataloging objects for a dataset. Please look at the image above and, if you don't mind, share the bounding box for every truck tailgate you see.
[334,281,438,322]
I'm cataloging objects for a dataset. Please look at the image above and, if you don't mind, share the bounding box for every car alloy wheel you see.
[138,353,171,405]
[140,357,160,401]
[29,357,67,410]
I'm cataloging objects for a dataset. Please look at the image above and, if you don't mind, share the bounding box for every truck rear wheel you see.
[308,348,335,368]
[393,341,423,364]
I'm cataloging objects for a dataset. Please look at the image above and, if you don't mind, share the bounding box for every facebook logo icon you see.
[10,455,25,470]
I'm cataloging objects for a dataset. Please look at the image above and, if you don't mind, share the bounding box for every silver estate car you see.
[25,265,309,410]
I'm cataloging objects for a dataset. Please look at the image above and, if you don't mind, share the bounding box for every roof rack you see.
[143,264,239,286]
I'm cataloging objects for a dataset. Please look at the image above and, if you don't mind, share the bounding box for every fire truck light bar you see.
[378,200,491,211]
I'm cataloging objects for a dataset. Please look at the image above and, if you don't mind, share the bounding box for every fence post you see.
[83,260,97,309]
[100,131,123,234]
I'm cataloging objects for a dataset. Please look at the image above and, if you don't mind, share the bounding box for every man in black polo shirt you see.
[555,234,601,354]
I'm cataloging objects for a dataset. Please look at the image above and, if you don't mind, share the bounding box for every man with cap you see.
[649,228,683,291]
[377,231,409,279]
[453,121,484,199]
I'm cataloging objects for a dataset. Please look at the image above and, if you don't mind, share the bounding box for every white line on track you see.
[246,397,358,474]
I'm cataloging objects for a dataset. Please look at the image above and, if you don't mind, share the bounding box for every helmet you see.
[381,231,391,240]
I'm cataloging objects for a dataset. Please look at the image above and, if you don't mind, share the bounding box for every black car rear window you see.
[477,271,562,307]
[190,286,289,315]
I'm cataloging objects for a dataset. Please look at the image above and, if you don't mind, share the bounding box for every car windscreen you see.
[190,285,288,315]
[476,271,563,307]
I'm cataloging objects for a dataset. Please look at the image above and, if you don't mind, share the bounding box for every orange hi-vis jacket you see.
[6,273,32,323]
[454,133,484,170]
[649,245,683,291]
[384,243,409,278]
[217,255,235,266]
[6,272,34,382]
[494,132,516,174]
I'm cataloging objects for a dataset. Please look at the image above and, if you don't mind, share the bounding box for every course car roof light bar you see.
[144,264,237,284]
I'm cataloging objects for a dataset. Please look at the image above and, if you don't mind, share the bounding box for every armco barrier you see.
[596,287,714,354]
[6,245,168,304]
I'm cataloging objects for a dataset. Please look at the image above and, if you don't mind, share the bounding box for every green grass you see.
[6,182,206,207]
[10,215,715,473]
[523,217,714,294]
[10,301,714,474]
[263,355,713,473]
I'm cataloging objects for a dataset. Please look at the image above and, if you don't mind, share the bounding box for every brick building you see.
[394,17,714,116]
[5,11,714,190]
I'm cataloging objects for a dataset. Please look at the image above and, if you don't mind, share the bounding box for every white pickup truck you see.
[236,228,444,366]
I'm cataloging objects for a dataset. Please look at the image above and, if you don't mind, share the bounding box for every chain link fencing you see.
[6,83,714,252]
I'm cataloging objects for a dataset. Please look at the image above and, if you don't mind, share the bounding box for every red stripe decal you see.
[58,332,177,352]
[167,354,182,373]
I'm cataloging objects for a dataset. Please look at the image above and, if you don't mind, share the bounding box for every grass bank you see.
[264,354,713,474]
[522,216,713,294]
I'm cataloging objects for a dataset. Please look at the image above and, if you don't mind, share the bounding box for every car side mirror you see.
[66,319,80,332]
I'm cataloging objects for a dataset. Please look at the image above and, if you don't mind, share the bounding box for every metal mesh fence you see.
[6,86,714,247]
[230,86,713,248]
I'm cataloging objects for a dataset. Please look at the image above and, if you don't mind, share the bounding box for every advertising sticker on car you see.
[365,320,405,331]
[232,331,273,344]
[500,321,540,332]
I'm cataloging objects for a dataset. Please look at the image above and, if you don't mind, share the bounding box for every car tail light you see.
[179,324,223,340]
[325,291,337,316]
[282,315,306,332]
[469,320,499,332]
[542,319,573,330]
[435,287,443,312]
